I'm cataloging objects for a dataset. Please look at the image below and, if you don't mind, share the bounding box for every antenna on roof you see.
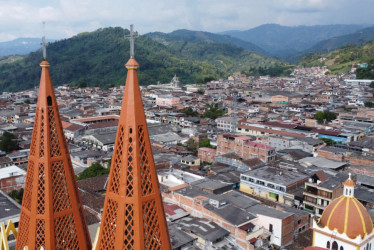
[41,21,47,60]
[124,24,139,59]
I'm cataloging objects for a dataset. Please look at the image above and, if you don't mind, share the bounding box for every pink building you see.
[198,147,216,163]
[156,95,180,107]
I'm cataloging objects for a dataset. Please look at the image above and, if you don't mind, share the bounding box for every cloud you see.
[272,0,326,13]
[0,0,373,42]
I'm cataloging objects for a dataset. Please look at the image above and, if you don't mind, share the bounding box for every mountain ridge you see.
[0,27,288,93]
[221,24,369,58]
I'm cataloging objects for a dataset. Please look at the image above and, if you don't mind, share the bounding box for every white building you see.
[215,116,237,132]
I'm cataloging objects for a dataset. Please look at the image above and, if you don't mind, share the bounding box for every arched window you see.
[326,241,330,249]
[332,241,338,250]
[340,246,344,250]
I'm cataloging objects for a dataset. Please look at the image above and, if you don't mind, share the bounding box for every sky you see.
[0,0,374,42]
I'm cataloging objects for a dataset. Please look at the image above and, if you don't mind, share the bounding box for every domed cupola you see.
[317,174,374,239]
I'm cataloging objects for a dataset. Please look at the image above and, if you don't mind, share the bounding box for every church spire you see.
[95,25,171,249]
[16,37,91,250]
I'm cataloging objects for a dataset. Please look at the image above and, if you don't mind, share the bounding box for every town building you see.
[216,134,275,162]
[240,166,308,205]
[303,171,344,218]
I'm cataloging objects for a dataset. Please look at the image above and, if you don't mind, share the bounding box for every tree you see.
[370,81,374,88]
[8,188,24,204]
[185,138,199,154]
[0,132,19,153]
[320,138,334,146]
[77,163,109,180]
[314,111,337,124]
[364,102,374,108]
[182,107,199,117]
[78,81,88,88]
[201,103,226,120]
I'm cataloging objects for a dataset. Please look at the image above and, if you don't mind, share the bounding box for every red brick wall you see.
[0,175,25,193]
[347,155,374,166]
[318,150,345,161]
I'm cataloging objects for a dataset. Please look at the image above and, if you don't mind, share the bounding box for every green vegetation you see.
[77,163,109,180]
[364,102,374,108]
[201,103,226,120]
[0,27,289,92]
[298,40,374,75]
[320,138,334,146]
[314,111,337,124]
[8,188,24,204]
[356,62,374,79]
[182,107,199,117]
[199,139,215,149]
[243,64,294,77]
[0,132,19,153]
[369,81,374,88]
[185,138,198,154]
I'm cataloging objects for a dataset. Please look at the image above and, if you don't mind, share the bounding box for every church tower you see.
[312,174,374,250]
[95,25,171,249]
[16,38,92,250]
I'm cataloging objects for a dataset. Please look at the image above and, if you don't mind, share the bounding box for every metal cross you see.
[124,24,139,58]
[41,36,47,60]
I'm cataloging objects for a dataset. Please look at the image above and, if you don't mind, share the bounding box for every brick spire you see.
[16,60,91,249]
[95,58,171,249]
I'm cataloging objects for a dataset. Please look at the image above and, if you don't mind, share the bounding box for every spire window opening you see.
[47,96,52,106]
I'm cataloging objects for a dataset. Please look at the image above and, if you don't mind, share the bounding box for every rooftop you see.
[242,166,308,187]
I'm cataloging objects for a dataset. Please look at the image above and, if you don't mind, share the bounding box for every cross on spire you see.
[41,36,47,60]
[125,24,138,58]
[41,21,47,60]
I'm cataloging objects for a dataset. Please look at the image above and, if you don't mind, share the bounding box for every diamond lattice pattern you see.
[138,126,153,196]
[54,214,79,249]
[110,126,124,194]
[52,161,72,212]
[143,200,162,249]
[99,199,118,249]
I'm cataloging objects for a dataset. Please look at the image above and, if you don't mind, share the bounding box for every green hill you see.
[0,27,290,93]
[298,40,374,77]
[146,29,267,55]
[146,29,292,77]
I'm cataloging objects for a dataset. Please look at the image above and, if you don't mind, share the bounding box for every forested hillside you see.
[0,27,290,92]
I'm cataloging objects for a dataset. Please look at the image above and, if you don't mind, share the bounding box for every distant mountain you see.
[146,29,267,55]
[298,39,374,76]
[0,38,55,56]
[221,24,369,58]
[305,26,374,53]
[0,27,289,93]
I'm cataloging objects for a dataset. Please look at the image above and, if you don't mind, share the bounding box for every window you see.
[332,241,338,250]
[256,180,265,186]
[326,241,330,249]
[47,96,52,106]
[340,246,344,250]
[269,224,273,233]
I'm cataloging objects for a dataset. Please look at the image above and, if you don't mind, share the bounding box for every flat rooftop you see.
[242,166,308,186]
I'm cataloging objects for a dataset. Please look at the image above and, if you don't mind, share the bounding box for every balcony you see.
[303,189,332,201]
